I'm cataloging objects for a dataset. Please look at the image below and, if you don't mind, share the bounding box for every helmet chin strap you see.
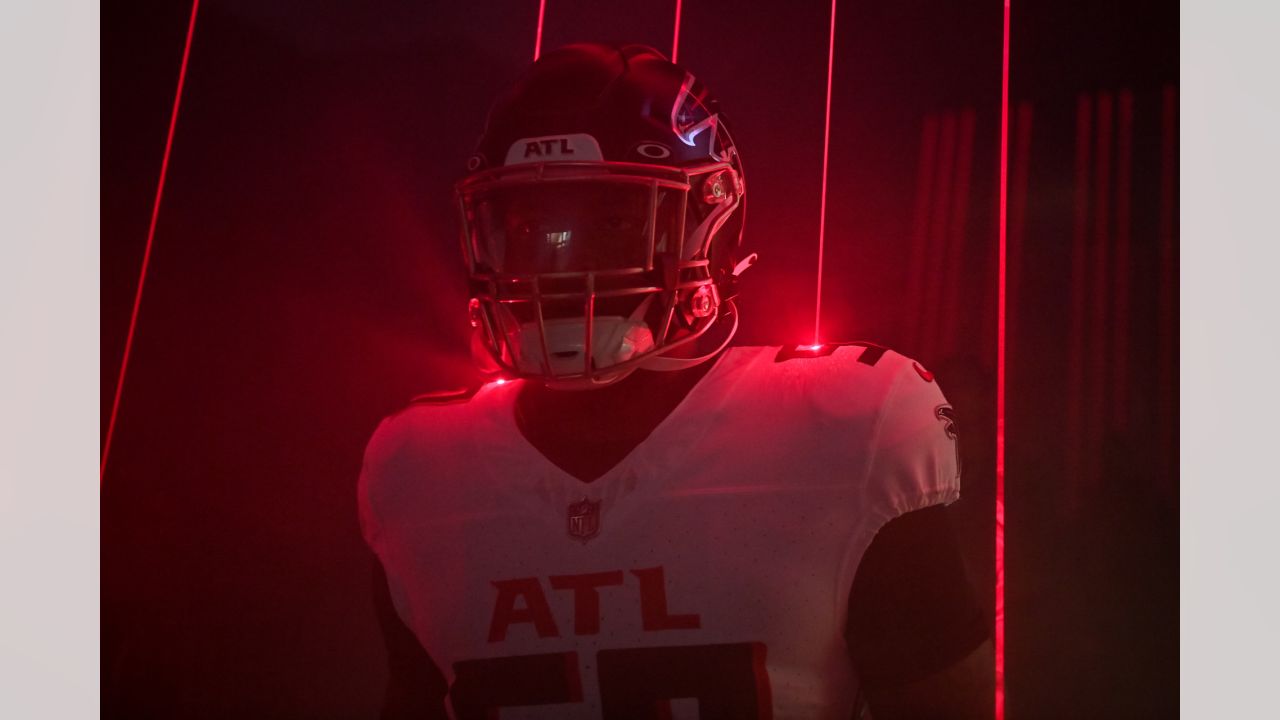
[537,252,754,386]
[640,300,740,372]
[550,299,734,389]
[641,252,754,373]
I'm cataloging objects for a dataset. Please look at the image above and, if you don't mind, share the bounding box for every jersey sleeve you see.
[371,556,450,717]
[862,357,961,523]
[358,388,483,558]
[357,410,434,644]
[845,505,988,686]
[357,411,416,563]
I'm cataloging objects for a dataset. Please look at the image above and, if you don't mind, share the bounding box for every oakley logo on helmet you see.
[633,142,672,159]
[504,133,604,166]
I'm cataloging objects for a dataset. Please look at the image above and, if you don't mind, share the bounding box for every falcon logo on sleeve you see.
[935,405,961,480]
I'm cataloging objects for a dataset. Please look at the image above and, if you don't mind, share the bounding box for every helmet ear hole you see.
[700,171,732,205]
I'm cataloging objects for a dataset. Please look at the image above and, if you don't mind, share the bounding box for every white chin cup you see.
[515,316,656,377]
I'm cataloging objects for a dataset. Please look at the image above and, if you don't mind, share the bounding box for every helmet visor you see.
[467,181,683,274]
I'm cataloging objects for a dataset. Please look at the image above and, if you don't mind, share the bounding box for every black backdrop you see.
[102,1,1177,716]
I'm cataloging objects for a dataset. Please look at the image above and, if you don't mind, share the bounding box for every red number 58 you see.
[451,642,772,719]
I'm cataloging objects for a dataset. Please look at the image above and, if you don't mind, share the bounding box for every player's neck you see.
[512,352,724,483]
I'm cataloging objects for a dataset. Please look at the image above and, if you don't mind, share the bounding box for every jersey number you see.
[451,642,771,719]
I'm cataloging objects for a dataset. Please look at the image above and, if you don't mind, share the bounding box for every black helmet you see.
[456,43,751,388]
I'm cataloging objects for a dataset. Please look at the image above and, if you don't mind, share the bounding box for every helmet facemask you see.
[458,159,742,388]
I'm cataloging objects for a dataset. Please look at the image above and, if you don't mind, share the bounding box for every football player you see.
[360,43,992,719]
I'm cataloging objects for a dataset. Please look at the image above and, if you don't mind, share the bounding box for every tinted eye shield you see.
[467,183,671,274]
[458,162,703,272]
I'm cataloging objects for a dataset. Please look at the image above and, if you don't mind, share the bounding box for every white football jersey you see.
[359,344,961,719]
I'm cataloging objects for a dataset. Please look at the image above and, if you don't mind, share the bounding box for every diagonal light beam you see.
[533,0,548,60]
[101,0,202,485]
[813,0,839,347]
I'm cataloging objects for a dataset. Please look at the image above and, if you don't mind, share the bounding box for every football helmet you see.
[456,43,753,388]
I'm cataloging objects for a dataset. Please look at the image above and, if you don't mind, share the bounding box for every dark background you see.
[102,1,1178,716]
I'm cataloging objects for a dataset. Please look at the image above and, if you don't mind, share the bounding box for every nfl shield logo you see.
[567,497,601,543]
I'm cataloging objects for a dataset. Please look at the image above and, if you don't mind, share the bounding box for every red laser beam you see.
[101,0,201,485]
[996,1,1010,717]
[812,0,838,347]
[671,0,684,63]
[533,0,548,60]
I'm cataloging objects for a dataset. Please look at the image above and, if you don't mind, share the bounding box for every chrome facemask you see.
[457,159,742,387]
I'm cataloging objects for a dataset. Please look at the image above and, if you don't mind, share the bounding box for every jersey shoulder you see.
[747,341,945,410]
[772,340,891,366]
[740,342,957,495]
[364,383,491,464]
[769,340,932,378]
[358,382,509,549]
[769,340,952,439]
[724,340,949,438]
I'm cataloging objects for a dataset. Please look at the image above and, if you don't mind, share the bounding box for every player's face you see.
[472,182,681,275]
[504,184,646,273]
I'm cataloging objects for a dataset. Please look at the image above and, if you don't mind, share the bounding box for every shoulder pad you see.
[774,341,888,366]
[408,385,482,406]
